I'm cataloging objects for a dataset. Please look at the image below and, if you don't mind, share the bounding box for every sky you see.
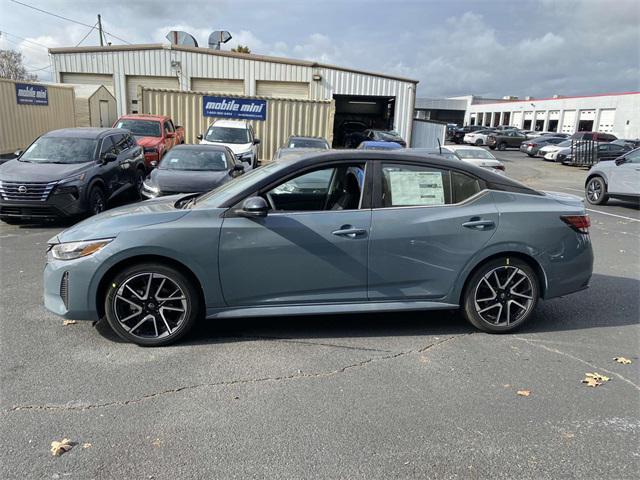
[0,0,638,98]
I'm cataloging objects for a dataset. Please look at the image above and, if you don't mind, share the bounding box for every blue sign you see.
[203,95,267,121]
[15,83,48,106]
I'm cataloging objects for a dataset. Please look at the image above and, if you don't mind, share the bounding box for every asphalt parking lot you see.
[1,151,638,479]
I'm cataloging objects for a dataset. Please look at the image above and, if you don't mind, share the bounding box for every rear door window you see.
[380,163,451,207]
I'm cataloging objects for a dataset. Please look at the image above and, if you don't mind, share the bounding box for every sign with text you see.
[15,83,48,106]
[203,96,267,121]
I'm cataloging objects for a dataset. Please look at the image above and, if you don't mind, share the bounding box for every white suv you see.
[585,147,640,205]
[197,119,260,169]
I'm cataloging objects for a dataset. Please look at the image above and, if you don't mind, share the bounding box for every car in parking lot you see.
[285,136,330,150]
[450,125,487,144]
[345,129,406,148]
[463,129,497,146]
[520,136,569,157]
[558,142,631,165]
[141,144,243,199]
[43,150,593,346]
[444,145,506,174]
[0,128,145,224]
[539,140,573,161]
[357,141,404,150]
[585,147,640,205]
[486,130,528,150]
[197,119,260,169]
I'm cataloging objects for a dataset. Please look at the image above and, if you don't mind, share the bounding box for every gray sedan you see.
[44,151,593,346]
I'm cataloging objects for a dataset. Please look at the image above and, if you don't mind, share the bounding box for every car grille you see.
[0,205,56,217]
[60,271,69,309]
[0,181,56,201]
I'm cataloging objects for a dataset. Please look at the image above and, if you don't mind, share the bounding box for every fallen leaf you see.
[50,438,73,456]
[62,320,77,326]
[582,372,611,387]
[614,357,632,365]
[517,390,531,397]
[82,443,92,449]
[152,438,162,448]
[582,377,601,387]
[586,372,610,382]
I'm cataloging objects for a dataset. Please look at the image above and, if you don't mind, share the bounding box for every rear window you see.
[452,171,482,203]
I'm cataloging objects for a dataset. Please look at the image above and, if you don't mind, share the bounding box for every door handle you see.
[462,219,495,230]
[332,226,367,238]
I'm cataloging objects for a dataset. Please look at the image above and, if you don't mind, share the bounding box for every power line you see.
[75,22,98,47]
[0,29,50,49]
[0,34,48,54]
[8,0,131,44]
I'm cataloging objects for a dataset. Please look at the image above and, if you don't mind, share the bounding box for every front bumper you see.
[0,193,87,220]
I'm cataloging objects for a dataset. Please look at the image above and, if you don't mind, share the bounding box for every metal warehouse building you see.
[465,92,640,138]
[49,44,418,144]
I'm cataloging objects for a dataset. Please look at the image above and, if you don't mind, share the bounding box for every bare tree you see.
[0,49,38,81]
[231,45,251,54]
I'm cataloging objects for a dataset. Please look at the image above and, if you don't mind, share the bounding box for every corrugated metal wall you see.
[52,46,416,142]
[140,87,335,161]
[0,78,76,155]
[410,119,446,149]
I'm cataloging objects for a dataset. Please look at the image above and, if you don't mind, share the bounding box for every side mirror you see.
[253,138,261,145]
[14,149,23,157]
[615,156,626,166]
[196,134,203,141]
[166,131,176,138]
[103,152,118,163]
[233,164,245,172]
[237,196,268,218]
[150,160,158,168]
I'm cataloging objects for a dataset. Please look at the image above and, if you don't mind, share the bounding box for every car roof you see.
[171,144,230,152]
[288,135,326,140]
[118,114,168,121]
[210,119,249,128]
[444,145,483,151]
[359,141,402,149]
[44,127,127,139]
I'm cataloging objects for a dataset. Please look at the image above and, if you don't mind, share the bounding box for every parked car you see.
[0,128,145,224]
[113,114,184,169]
[463,129,498,146]
[285,136,330,150]
[571,132,617,142]
[450,125,487,144]
[357,141,403,150]
[486,130,528,150]
[334,120,368,147]
[524,131,569,139]
[43,150,593,346]
[519,136,569,157]
[445,145,506,174]
[585,147,640,205]
[406,148,459,162]
[611,139,640,149]
[141,145,243,199]
[558,142,631,165]
[539,140,573,161]
[197,119,260,169]
[345,129,406,148]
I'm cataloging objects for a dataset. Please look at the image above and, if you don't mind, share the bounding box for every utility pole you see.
[97,14,104,46]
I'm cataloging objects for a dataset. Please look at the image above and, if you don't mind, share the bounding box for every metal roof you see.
[48,43,419,84]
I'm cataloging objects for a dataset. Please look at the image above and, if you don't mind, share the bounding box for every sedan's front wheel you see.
[105,263,201,346]
[463,258,539,333]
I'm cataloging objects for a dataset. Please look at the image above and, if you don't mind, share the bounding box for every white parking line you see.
[586,209,640,222]
[559,187,584,193]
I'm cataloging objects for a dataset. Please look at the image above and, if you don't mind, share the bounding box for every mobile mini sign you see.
[203,96,267,121]
[15,83,48,106]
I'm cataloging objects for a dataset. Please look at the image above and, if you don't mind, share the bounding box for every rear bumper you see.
[542,234,594,300]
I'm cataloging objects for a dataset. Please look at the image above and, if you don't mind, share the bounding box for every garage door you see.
[561,110,576,133]
[60,73,113,94]
[512,111,523,128]
[256,81,309,99]
[126,76,179,113]
[191,78,244,94]
[597,109,616,133]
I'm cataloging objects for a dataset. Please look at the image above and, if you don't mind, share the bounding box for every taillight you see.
[561,215,591,233]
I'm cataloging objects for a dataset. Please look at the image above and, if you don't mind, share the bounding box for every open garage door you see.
[332,95,395,147]
[60,73,114,94]
[126,76,179,114]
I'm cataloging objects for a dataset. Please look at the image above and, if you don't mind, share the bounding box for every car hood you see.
[135,136,163,147]
[51,195,190,243]
[150,168,230,193]
[200,140,252,155]
[0,159,94,183]
[461,158,504,169]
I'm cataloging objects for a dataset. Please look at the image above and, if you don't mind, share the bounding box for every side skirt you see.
[206,300,459,319]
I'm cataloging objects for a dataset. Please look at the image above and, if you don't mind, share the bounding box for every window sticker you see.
[387,170,445,206]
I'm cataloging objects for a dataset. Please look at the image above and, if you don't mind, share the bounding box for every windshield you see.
[115,119,161,137]
[20,137,97,164]
[288,138,328,149]
[455,149,495,160]
[205,126,250,144]
[375,131,401,141]
[160,149,228,171]
[557,140,572,147]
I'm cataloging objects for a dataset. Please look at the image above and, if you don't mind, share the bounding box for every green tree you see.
[0,49,38,81]
[231,45,251,54]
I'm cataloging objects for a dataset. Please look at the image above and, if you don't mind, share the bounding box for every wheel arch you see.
[585,171,607,187]
[95,254,206,319]
[457,251,548,305]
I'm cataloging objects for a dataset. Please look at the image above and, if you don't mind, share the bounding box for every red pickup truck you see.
[113,114,185,168]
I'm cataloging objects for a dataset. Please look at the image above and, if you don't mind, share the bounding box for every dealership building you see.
[48,44,418,145]
[415,92,640,139]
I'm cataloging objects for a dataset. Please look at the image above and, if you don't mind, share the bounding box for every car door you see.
[97,136,121,196]
[163,121,175,150]
[110,133,136,190]
[218,162,371,306]
[608,149,640,195]
[368,161,499,300]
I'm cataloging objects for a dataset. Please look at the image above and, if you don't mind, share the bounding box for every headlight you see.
[50,239,113,261]
[143,147,159,154]
[237,151,253,161]
[142,180,159,197]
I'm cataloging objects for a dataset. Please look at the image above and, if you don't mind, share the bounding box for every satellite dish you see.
[166,31,198,47]
[208,30,232,50]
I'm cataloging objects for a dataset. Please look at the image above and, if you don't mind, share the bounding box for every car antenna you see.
[437,137,442,155]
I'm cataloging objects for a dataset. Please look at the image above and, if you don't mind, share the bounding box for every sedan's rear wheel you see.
[585,176,608,205]
[497,142,507,151]
[463,258,539,333]
[105,263,200,346]
[475,139,483,146]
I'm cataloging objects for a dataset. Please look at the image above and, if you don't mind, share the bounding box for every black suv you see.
[0,128,145,223]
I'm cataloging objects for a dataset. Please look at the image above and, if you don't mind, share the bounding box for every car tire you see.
[463,257,539,333]
[475,139,483,146]
[489,145,496,150]
[585,176,609,205]
[131,168,145,200]
[88,185,107,216]
[104,263,201,346]
[498,142,507,151]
